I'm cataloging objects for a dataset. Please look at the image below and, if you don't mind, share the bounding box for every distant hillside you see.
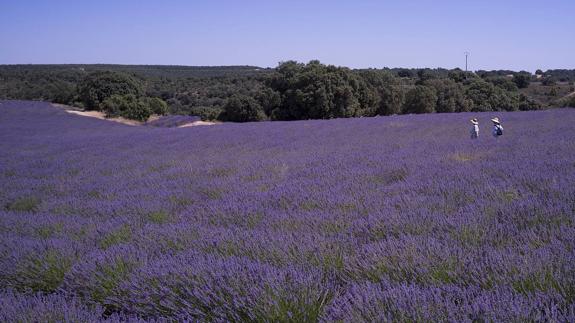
[520,82,575,107]
[0,64,271,78]
[1,63,573,122]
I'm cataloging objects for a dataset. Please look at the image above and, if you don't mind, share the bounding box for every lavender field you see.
[1,100,574,322]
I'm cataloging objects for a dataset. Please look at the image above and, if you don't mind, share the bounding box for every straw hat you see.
[491,117,500,124]
[470,118,478,125]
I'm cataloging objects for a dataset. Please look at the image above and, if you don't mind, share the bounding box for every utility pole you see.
[464,51,470,72]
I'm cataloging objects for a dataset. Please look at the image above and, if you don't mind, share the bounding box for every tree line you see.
[0,63,573,122]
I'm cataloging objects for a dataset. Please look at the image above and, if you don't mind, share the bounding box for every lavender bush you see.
[0,100,574,321]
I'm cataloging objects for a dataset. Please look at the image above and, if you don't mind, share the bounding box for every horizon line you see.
[1,62,570,73]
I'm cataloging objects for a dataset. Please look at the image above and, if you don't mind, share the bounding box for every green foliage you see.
[511,269,561,296]
[220,94,266,122]
[5,196,41,213]
[518,94,541,111]
[91,260,134,304]
[1,64,569,122]
[78,71,144,110]
[415,69,435,85]
[466,79,519,112]
[424,79,471,113]
[377,84,405,115]
[541,77,556,86]
[403,86,437,114]
[466,80,496,111]
[147,211,171,224]
[35,223,64,239]
[488,77,519,92]
[101,94,152,121]
[396,68,414,78]
[256,87,281,116]
[264,290,332,323]
[16,250,72,292]
[512,73,531,89]
[145,97,169,115]
[447,68,476,83]
[99,225,132,249]
[268,60,364,120]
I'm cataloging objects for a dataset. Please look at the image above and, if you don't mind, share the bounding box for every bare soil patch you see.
[178,121,219,128]
[52,103,214,127]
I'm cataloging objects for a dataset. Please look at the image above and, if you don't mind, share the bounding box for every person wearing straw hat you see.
[470,118,479,139]
[491,117,503,137]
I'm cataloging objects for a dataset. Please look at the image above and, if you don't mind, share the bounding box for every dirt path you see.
[52,103,143,126]
[178,121,219,127]
[64,109,143,126]
[52,103,219,128]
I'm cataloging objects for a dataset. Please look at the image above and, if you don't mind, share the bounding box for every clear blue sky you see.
[1,0,573,72]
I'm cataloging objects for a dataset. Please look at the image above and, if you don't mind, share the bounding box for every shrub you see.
[518,94,541,111]
[403,86,437,114]
[78,71,144,110]
[378,84,405,115]
[220,94,266,122]
[425,79,471,113]
[98,225,132,249]
[100,94,152,122]
[144,97,169,115]
[512,73,531,89]
[541,77,556,86]
[5,196,41,213]
[465,79,519,111]
[14,250,73,293]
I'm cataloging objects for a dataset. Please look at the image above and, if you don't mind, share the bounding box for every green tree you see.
[466,80,495,111]
[512,73,531,89]
[518,94,541,111]
[466,79,519,112]
[256,87,281,116]
[415,69,434,85]
[220,94,266,122]
[488,77,519,92]
[424,79,471,113]
[541,77,556,86]
[100,94,152,121]
[48,81,76,104]
[396,68,414,78]
[268,61,364,120]
[403,86,437,114]
[78,71,144,110]
[447,68,477,83]
[145,97,169,115]
[377,84,405,115]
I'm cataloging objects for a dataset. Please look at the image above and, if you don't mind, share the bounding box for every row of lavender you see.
[1,101,574,321]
